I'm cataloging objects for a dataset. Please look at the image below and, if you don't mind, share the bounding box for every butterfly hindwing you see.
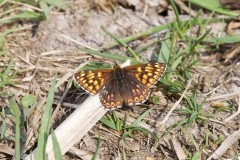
[74,69,113,95]
[100,78,122,109]
[121,74,150,106]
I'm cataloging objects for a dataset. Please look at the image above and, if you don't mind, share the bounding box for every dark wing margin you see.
[74,68,113,95]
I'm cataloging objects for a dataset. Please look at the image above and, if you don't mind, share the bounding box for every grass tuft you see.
[36,78,56,160]
[177,92,213,125]
[8,96,22,160]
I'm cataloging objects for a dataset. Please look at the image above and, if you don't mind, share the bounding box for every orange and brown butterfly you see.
[74,62,166,110]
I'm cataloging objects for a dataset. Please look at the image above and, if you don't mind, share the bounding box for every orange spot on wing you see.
[128,99,133,103]
[134,97,139,102]
[143,74,148,79]
[87,85,93,91]
[95,85,100,90]
[142,79,147,84]
[140,95,144,100]
[147,72,153,76]
[149,78,155,83]
[93,80,98,85]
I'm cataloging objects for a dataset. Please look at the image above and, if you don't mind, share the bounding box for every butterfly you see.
[74,62,166,110]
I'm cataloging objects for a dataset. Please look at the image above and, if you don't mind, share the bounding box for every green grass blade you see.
[137,40,160,54]
[171,56,182,71]
[191,151,201,160]
[0,60,14,88]
[92,137,101,160]
[82,62,112,70]
[158,32,171,63]
[179,125,199,151]
[189,0,238,16]
[130,108,152,128]
[51,129,63,160]
[169,0,180,25]
[42,0,67,9]
[8,96,21,160]
[203,35,240,44]
[127,127,151,135]
[80,48,139,64]
[101,24,170,50]
[0,10,45,24]
[13,0,38,6]
[21,94,36,109]
[189,111,198,123]
[189,28,211,53]
[36,78,56,160]
[101,18,221,50]
[0,27,28,38]
[3,60,13,75]
[1,108,6,139]
[101,26,139,60]
[122,147,127,160]
[100,116,118,130]
[177,118,190,126]
[39,2,50,20]
[113,111,122,131]
[100,112,122,131]
[8,96,21,117]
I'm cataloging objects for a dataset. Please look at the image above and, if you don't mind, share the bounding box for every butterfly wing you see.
[122,62,166,105]
[74,68,113,95]
[123,62,166,87]
[121,75,150,105]
[100,78,123,110]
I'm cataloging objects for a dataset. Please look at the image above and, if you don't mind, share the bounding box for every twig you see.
[204,77,240,97]
[22,55,40,82]
[60,34,96,50]
[68,147,93,159]
[51,78,73,125]
[159,79,192,125]
[8,0,43,12]
[208,118,224,125]
[207,129,240,160]
[61,102,78,109]
[173,0,196,17]
[206,92,240,102]
[172,136,187,160]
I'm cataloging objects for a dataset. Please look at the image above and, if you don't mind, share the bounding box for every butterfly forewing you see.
[74,69,113,95]
[123,62,166,87]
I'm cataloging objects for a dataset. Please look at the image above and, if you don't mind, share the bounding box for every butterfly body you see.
[74,63,166,110]
[111,65,125,101]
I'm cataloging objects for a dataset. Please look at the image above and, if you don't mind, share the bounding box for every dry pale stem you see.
[159,79,192,125]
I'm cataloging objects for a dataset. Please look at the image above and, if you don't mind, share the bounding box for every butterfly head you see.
[112,64,122,72]
[113,63,121,68]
